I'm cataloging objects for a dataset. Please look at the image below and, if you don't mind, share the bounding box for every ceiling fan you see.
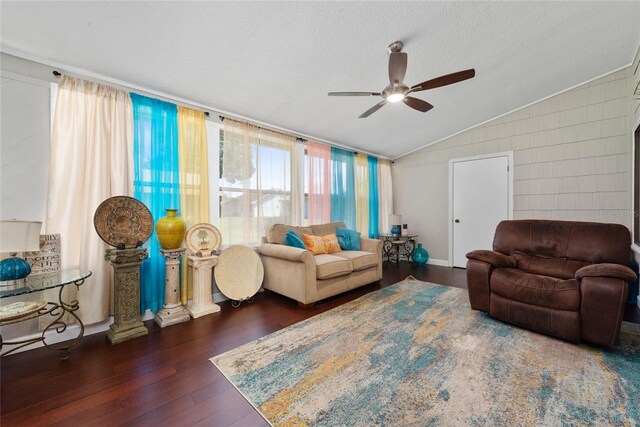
[328,41,475,118]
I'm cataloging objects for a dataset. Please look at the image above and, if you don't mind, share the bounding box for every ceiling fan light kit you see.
[386,93,405,103]
[328,41,476,118]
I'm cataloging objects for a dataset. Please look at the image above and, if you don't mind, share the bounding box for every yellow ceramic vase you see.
[155,209,186,250]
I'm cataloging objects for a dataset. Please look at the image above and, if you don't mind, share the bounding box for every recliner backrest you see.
[493,220,631,266]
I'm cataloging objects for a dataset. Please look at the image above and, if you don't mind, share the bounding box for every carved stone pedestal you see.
[154,248,190,328]
[187,255,220,318]
[105,248,149,344]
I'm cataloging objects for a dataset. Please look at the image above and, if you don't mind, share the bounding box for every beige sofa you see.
[257,222,383,307]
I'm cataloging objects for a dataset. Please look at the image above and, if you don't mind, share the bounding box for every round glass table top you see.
[0,269,92,299]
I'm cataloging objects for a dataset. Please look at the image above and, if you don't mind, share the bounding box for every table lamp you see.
[390,214,402,236]
[0,220,42,285]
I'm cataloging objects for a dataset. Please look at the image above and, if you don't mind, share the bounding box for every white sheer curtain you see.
[220,119,301,244]
[378,159,393,235]
[355,153,369,235]
[46,76,134,325]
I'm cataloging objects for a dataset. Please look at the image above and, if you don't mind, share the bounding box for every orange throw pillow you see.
[302,234,328,255]
[302,233,342,255]
[322,233,342,254]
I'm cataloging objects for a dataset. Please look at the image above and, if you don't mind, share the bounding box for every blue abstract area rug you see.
[211,278,640,426]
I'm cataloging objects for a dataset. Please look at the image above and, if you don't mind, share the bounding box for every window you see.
[218,122,300,245]
[132,103,180,204]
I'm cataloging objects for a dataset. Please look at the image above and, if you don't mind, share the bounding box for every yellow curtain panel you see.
[355,153,369,235]
[178,106,210,303]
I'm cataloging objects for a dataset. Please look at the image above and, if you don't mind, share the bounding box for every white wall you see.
[0,54,55,340]
[393,65,633,262]
[1,60,52,221]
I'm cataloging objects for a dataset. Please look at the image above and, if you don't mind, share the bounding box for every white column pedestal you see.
[154,247,190,328]
[187,255,220,318]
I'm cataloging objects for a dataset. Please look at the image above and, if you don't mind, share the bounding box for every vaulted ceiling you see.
[1,2,638,158]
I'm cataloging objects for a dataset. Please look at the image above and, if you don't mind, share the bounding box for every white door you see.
[451,154,511,268]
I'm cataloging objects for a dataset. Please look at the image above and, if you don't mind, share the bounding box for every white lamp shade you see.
[0,220,42,253]
[390,214,402,225]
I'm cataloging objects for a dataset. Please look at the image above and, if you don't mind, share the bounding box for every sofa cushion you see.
[336,226,361,250]
[512,251,589,280]
[303,234,329,255]
[322,234,342,254]
[302,233,342,255]
[333,251,379,271]
[310,222,346,238]
[267,224,313,245]
[284,230,306,249]
[490,293,580,343]
[491,268,580,311]
[314,254,353,279]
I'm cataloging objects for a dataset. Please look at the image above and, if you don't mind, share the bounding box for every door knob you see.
[454,219,460,223]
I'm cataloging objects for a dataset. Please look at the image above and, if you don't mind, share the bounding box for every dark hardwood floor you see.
[1,263,638,426]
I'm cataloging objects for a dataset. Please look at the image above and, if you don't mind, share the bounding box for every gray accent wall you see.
[393,62,636,263]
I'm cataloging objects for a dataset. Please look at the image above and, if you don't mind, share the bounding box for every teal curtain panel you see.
[367,156,379,238]
[132,93,180,313]
[330,147,356,230]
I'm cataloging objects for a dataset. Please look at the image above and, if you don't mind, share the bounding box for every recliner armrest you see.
[466,250,516,268]
[576,263,637,282]
[257,244,314,264]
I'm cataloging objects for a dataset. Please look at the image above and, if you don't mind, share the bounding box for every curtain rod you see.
[53,70,211,117]
[218,115,365,155]
[218,115,306,144]
[51,69,383,159]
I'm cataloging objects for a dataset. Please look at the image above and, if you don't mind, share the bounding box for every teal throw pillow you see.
[336,226,361,250]
[284,230,306,249]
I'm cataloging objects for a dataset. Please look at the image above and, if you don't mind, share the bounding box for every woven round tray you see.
[214,245,264,301]
[94,196,153,249]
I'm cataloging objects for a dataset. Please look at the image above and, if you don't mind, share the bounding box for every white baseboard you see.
[140,310,154,321]
[427,258,450,267]
[140,292,228,321]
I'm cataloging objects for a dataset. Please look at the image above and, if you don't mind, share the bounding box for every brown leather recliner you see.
[466,219,637,347]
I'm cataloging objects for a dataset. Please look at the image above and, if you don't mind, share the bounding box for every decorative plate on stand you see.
[93,196,153,249]
[214,245,264,307]
[184,223,222,257]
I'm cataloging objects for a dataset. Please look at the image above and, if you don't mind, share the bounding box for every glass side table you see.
[0,269,92,359]
[378,234,419,263]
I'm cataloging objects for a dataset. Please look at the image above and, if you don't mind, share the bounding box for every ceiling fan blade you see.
[359,100,387,118]
[388,52,407,85]
[328,92,381,96]
[410,69,475,92]
[403,96,434,113]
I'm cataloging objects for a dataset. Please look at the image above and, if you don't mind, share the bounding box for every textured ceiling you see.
[1,1,638,158]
